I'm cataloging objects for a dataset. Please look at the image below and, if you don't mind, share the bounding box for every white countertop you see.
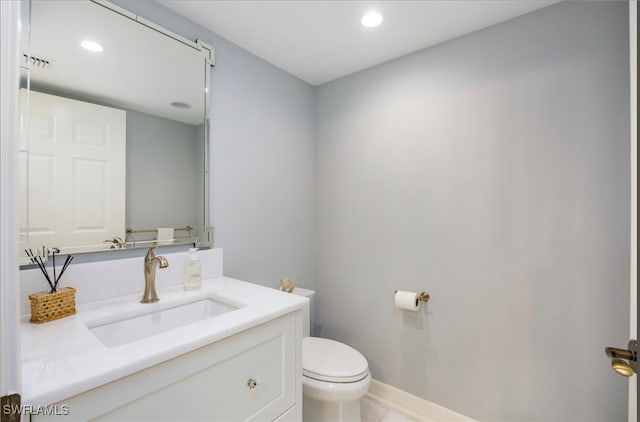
[21,276,307,406]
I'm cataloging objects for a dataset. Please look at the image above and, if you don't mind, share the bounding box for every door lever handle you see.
[605,346,636,361]
[103,237,125,249]
[604,340,638,377]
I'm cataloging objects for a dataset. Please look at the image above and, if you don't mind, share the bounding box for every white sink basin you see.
[87,297,239,347]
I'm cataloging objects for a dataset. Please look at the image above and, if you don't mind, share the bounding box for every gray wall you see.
[126,110,200,237]
[316,2,630,421]
[112,0,317,290]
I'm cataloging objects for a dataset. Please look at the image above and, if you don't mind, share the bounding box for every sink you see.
[87,297,239,347]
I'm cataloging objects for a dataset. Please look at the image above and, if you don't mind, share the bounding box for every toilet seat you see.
[302,337,369,383]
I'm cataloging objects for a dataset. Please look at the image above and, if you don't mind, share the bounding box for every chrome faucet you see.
[141,246,168,303]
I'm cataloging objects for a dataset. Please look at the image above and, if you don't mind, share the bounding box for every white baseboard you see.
[365,379,475,422]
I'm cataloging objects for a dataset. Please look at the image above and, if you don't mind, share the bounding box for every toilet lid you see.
[302,337,369,383]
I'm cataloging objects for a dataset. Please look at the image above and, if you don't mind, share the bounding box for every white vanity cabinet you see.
[31,312,301,422]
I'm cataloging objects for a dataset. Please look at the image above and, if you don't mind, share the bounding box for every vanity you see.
[20,249,307,421]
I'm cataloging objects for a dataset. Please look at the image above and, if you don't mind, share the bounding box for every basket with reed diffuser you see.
[26,247,76,324]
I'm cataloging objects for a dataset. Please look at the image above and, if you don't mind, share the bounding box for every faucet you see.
[141,246,169,303]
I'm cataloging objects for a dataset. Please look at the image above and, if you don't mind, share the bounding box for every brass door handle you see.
[103,237,125,249]
[605,340,638,377]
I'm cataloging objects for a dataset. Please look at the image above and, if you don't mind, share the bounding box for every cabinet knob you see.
[247,378,259,391]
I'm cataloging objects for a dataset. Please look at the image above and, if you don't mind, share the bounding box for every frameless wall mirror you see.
[18,0,214,262]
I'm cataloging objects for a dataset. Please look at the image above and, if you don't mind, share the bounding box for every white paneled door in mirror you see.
[19,90,126,255]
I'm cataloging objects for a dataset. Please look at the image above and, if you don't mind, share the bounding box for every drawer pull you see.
[247,378,259,391]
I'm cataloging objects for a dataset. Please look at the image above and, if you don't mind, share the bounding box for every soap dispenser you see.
[183,248,202,290]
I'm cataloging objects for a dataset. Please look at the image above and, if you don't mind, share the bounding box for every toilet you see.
[292,288,371,422]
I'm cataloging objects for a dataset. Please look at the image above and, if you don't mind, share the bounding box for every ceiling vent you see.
[22,54,51,69]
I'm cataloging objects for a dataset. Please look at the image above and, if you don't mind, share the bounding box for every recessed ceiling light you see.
[361,11,383,28]
[170,101,191,109]
[81,40,103,52]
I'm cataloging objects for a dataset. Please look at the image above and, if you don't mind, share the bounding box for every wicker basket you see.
[29,287,76,323]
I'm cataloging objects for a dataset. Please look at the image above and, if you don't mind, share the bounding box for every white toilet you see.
[292,288,371,422]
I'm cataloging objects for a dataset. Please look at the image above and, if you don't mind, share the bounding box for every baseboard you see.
[365,379,475,422]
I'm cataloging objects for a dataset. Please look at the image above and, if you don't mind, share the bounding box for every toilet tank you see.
[290,287,314,337]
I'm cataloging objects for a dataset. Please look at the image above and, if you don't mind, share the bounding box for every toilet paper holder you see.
[394,290,430,303]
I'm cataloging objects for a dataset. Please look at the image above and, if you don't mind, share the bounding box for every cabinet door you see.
[100,325,294,421]
[31,313,299,422]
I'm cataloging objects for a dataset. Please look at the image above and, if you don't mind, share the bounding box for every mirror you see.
[19,0,213,260]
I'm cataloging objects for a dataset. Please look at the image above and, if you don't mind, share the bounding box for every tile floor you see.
[360,396,423,422]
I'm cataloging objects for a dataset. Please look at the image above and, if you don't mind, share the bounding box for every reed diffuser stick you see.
[52,248,57,289]
[26,247,74,294]
[56,255,74,286]
[26,249,54,292]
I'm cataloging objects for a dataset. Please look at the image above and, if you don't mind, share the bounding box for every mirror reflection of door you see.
[19,89,126,253]
[19,0,213,258]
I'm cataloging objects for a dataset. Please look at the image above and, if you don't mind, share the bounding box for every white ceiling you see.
[29,1,206,125]
[159,0,558,86]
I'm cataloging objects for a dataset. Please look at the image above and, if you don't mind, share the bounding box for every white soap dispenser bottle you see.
[183,248,202,290]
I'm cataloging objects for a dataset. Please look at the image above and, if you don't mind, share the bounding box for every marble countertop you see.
[21,277,307,406]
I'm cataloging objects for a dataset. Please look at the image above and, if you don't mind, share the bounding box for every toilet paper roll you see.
[394,290,421,312]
